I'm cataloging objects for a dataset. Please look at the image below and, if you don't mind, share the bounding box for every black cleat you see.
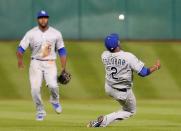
[87,115,104,128]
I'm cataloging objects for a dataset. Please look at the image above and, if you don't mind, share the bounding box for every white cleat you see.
[51,103,62,114]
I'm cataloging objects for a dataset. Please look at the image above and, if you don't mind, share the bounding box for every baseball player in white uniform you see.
[88,33,161,127]
[16,10,67,121]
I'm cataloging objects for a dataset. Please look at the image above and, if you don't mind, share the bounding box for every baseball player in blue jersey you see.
[16,10,68,121]
[87,33,161,127]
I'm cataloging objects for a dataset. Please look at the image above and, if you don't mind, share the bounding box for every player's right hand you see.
[155,60,161,70]
[18,60,24,69]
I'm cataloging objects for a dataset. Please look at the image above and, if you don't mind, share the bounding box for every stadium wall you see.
[0,0,181,40]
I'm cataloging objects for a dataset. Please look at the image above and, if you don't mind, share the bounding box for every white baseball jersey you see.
[19,26,64,60]
[101,50,144,88]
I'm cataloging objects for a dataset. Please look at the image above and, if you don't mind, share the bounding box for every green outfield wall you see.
[0,0,181,40]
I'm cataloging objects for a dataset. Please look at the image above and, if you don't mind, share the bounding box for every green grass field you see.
[0,41,181,130]
[0,41,181,99]
[0,99,180,131]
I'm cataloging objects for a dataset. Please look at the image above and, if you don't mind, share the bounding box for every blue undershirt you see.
[58,47,67,56]
[138,67,150,77]
[17,46,25,54]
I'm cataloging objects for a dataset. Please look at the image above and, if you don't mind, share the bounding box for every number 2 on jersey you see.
[111,67,118,80]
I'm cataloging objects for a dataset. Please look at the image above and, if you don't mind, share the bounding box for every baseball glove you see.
[57,70,71,84]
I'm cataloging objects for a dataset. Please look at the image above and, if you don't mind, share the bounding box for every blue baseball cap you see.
[37,10,49,19]
[104,33,120,51]
[110,33,119,40]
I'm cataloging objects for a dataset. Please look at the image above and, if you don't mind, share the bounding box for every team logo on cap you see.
[41,10,46,14]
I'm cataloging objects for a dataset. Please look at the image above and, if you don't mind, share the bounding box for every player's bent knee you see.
[123,109,136,118]
[127,111,136,119]
[130,111,136,117]
[128,110,136,118]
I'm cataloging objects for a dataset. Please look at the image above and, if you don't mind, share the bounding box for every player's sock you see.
[49,87,60,103]
[101,110,133,127]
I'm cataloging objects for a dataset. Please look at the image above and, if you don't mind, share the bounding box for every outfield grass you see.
[0,99,180,131]
[0,41,181,130]
[0,41,181,99]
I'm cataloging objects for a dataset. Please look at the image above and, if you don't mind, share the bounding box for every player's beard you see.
[38,21,48,29]
[38,18,49,30]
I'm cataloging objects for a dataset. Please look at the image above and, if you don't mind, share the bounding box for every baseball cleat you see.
[36,113,46,121]
[51,103,62,114]
[87,115,104,128]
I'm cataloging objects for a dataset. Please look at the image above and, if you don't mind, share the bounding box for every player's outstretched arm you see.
[16,46,25,69]
[149,60,161,73]
[138,60,161,77]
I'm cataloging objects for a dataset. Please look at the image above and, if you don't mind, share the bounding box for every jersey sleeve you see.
[129,53,144,73]
[19,32,30,50]
[101,52,104,62]
[101,51,107,63]
[56,32,65,50]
